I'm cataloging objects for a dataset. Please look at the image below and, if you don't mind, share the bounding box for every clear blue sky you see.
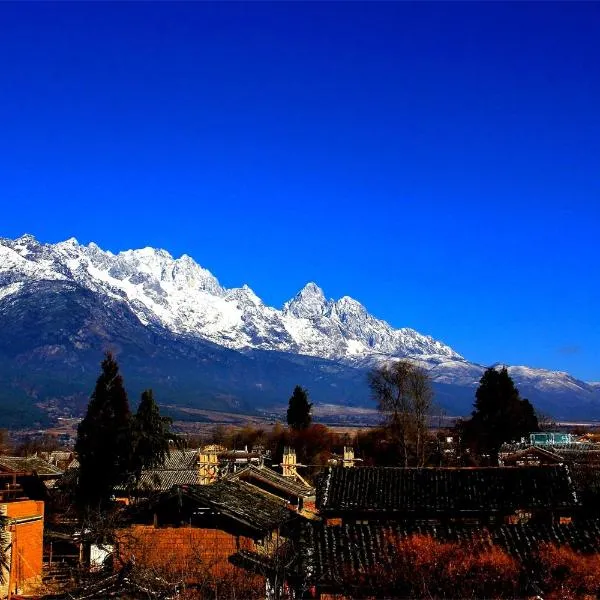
[1,2,599,380]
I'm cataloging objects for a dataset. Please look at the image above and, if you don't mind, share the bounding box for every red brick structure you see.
[0,498,44,598]
[117,526,258,580]
[117,480,293,592]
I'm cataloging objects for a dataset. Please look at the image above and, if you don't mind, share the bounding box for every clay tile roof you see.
[297,520,600,589]
[0,455,63,476]
[170,480,292,535]
[226,464,315,498]
[137,469,199,490]
[499,442,600,464]
[112,450,200,492]
[48,450,72,460]
[317,465,579,514]
[552,444,600,464]
[500,446,563,463]
[157,449,199,470]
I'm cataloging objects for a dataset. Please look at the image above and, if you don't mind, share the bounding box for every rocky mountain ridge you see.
[0,234,461,363]
[1,234,598,424]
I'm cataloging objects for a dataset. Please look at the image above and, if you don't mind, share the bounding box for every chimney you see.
[198,445,219,485]
[343,446,355,468]
[282,447,298,478]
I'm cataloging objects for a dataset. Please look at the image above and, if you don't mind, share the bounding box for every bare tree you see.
[368,360,433,467]
[406,365,434,467]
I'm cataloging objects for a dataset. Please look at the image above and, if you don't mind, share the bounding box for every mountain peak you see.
[282,282,329,319]
[55,237,80,249]
[336,295,365,309]
[16,233,38,243]
[1,234,597,420]
[300,281,325,297]
[13,233,41,251]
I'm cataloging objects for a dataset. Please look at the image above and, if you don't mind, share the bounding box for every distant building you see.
[499,436,600,467]
[499,445,564,467]
[529,432,573,445]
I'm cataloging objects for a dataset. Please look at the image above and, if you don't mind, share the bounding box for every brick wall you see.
[0,500,44,597]
[116,525,264,584]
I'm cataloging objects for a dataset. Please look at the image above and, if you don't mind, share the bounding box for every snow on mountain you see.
[0,235,461,363]
[0,234,598,416]
[281,282,463,363]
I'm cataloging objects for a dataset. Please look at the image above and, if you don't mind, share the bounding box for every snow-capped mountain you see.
[0,234,461,363]
[0,234,598,423]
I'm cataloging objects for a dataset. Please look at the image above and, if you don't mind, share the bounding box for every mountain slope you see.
[0,234,598,422]
[0,279,372,425]
[0,235,460,362]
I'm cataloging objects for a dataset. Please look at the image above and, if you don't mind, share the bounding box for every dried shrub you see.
[340,533,520,599]
[537,543,600,600]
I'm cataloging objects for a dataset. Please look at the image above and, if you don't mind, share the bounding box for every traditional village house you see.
[117,479,300,593]
[135,449,202,494]
[0,456,63,502]
[498,438,600,518]
[316,465,580,526]
[225,463,315,511]
[113,445,269,500]
[124,445,269,496]
[499,431,600,465]
[498,445,565,467]
[0,482,45,598]
[218,447,264,475]
[40,451,78,472]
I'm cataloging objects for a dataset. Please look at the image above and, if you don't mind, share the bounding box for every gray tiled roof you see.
[137,469,199,491]
[500,443,600,465]
[226,464,314,498]
[297,520,600,589]
[147,480,292,535]
[111,450,200,493]
[158,449,199,469]
[0,455,63,476]
[317,465,579,514]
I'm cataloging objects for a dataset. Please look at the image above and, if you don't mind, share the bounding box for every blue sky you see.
[1,2,599,380]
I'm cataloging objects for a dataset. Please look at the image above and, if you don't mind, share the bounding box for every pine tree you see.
[131,389,179,481]
[75,352,132,508]
[286,385,312,430]
[464,366,539,460]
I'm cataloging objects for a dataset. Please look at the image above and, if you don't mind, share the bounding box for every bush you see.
[537,543,600,599]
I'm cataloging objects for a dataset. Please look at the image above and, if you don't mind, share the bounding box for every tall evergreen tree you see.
[131,389,180,481]
[75,352,132,508]
[463,366,539,460]
[286,385,312,430]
